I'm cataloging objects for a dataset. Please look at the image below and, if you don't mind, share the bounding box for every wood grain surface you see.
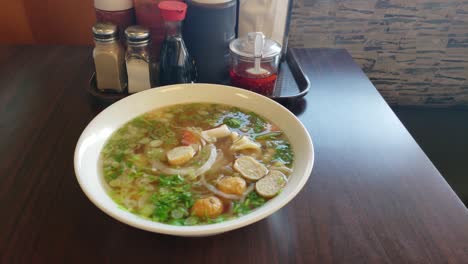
[0,46,467,263]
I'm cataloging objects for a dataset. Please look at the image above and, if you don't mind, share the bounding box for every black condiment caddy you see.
[88,48,309,105]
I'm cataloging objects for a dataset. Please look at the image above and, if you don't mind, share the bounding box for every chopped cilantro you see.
[255,131,282,140]
[233,192,266,215]
[248,112,266,133]
[223,117,243,128]
[273,142,294,165]
[151,175,194,223]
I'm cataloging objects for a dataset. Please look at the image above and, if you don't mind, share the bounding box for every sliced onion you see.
[188,128,207,147]
[201,175,256,201]
[205,182,243,200]
[270,166,293,175]
[243,184,255,197]
[152,144,217,177]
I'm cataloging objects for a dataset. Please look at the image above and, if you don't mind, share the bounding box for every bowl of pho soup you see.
[74,83,314,236]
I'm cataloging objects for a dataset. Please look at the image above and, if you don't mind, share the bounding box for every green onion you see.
[184,216,199,226]
[223,117,243,128]
[255,131,283,140]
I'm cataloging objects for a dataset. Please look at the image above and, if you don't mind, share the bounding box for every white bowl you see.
[74,84,314,236]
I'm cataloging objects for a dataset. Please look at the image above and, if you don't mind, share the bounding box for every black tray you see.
[88,49,310,105]
[271,49,310,104]
[87,75,128,104]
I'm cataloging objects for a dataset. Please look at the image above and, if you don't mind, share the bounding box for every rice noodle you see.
[206,150,229,175]
[152,144,217,177]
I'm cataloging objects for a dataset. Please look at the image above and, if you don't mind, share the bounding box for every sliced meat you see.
[255,170,288,198]
[233,156,268,181]
[166,146,196,166]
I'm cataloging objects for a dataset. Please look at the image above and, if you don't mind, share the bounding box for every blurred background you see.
[3,0,467,107]
[2,0,467,202]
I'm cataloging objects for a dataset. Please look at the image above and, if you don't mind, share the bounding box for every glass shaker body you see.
[93,23,127,92]
[126,43,153,93]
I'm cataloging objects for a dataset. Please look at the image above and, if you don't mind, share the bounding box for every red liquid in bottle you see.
[229,69,277,96]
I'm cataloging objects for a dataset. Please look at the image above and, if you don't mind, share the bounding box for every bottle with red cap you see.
[158,1,196,85]
[133,0,183,61]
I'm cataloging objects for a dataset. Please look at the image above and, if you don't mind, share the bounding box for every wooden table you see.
[1,46,467,263]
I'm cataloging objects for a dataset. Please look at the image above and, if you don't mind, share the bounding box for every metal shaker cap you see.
[92,23,118,42]
[125,26,150,45]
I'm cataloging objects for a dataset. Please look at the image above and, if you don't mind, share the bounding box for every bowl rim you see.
[74,83,314,236]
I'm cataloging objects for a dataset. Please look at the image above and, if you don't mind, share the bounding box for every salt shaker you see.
[92,23,127,92]
[125,26,153,93]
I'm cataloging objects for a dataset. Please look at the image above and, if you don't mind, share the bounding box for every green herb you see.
[103,166,122,181]
[255,131,283,140]
[248,112,266,133]
[158,174,184,187]
[206,215,227,224]
[151,175,194,223]
[184,216,199,226]
[112,152,126,162]
[169,219,185,226]
[146,120,178,146]
[146,148,164,160]
[233,192,266,215]
[127,169,143,179]
[223,117,243,128]
[271,141,294,165]
[131,116,152,128]
[249,192,266,207]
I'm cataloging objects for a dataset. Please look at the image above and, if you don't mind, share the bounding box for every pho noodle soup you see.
[101,103,294,225]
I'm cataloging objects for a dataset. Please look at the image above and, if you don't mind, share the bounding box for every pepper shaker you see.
[92,23,127,92]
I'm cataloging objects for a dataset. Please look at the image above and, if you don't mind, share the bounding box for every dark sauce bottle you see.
[158,1,196,85]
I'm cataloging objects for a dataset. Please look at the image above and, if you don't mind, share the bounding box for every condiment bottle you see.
[125,26,153,93]
[229,32,281,96]
[133,0,183,61]
[92,23,127,92]
[158,1,196,85]
[94,0,136,45]
[183,0,236,84]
